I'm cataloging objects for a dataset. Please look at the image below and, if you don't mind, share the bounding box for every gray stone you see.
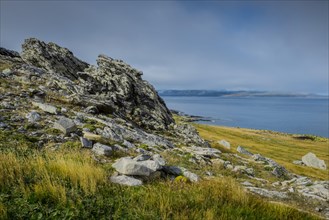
[80,137,93,148]
[182,146,221,158]
[218,139,231,149]
[2,68,12,75]
[123,140,135,149]
[0,122,8,129]
[26,111,40,123]
[233,165,254,176]
[162,166,182,176]
[241,181,254,187]
[32,102,58,114]
[272,167,287,178]
[92,143,112,156]
[180,167,200,182]
[293,160,304,165]
[110,175,142,186]
[237,146,253,156]
[246,187,288,199]
[53,117,76,134]
[134,154,151,162]
[302,152,327,170]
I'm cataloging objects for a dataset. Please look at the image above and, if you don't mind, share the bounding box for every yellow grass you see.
[195,124,329,180]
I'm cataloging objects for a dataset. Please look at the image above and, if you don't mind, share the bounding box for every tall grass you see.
[0,130,321,219]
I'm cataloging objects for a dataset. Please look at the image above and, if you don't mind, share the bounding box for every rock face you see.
[21,38,89,80]
[302,152,327,170]
[21,38,174,130]
[32,102,58,114]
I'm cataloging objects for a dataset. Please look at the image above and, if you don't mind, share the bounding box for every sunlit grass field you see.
[195,124,329,180]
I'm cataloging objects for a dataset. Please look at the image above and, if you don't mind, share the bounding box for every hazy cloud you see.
[1,1,328,94]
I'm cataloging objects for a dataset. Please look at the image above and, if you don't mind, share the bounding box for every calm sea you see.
[162,96,329,138]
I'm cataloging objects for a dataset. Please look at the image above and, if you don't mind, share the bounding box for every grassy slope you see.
[0,130,321,219]
[195,124,329,180]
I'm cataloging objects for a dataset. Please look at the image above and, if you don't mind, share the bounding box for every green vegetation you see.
[195,124,329,180]
[0,130,321,219]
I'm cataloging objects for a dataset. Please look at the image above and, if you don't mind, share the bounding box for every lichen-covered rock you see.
[21,38,89,80]
[20,38,174,130]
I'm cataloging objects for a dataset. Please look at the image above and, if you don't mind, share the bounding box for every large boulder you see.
[112,157,162,176]
[302,152,327,170]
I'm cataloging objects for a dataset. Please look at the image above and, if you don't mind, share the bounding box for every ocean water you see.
[162,96,329,138]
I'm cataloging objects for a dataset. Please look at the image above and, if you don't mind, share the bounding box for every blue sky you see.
[1,1,328,94]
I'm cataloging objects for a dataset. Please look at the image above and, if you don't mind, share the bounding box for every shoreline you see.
[171,109,329,139]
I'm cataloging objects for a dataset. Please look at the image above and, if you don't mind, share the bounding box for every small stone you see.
[26,111,40,123]
[123,140,135,149]
[2,68,12,76]
[80,137,93,148]
[237,146,253,156]
[92,143,112,156]
[162,166,182,176]
[61,107,68,113]
[110,175,142,186]
[134,154,151,161]
[84,106,99,114]
[242,181,254,187]
[53,117,76,135]
[293,160,304,165]
[218,139,231,149]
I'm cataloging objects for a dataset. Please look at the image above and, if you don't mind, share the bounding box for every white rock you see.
[110,175,142,186]
[26,111,40,123]
[32,102,58,114]
[218,139,230,149]
[302,152,326,170]
[112,157,161,176]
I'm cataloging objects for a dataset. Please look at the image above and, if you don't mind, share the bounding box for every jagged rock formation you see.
[13,38,174,130]
[21,38,89,80]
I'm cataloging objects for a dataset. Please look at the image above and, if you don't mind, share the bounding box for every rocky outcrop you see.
[20,38,174,130]
[21,38,89,80]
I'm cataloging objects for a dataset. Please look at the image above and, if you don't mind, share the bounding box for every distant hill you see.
[158,90,326,98]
